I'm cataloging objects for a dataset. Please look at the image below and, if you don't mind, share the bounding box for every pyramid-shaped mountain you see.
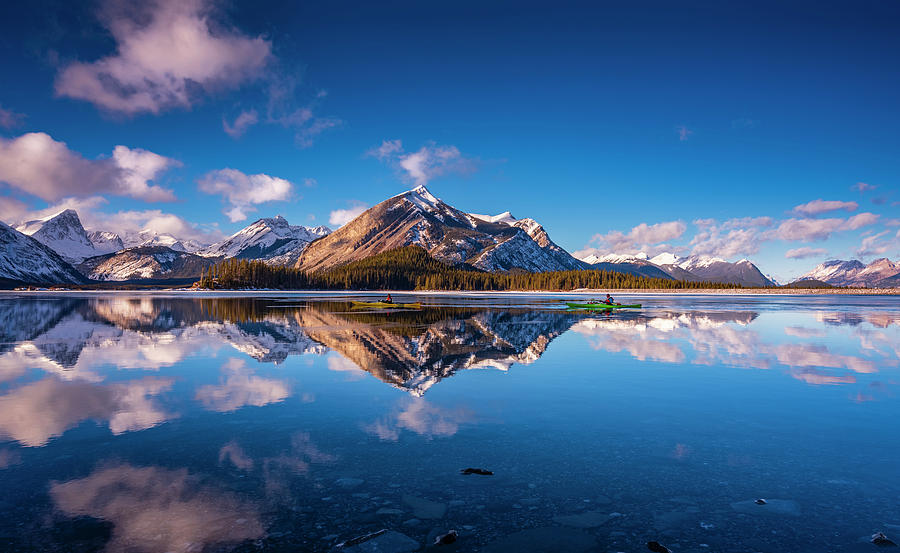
[294,186,587,272]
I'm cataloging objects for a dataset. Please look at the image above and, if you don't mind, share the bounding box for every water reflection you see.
[1,294,899,552]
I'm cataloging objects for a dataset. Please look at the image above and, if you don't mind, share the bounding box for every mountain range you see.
[1,185,897,288]
[797,258,900,288]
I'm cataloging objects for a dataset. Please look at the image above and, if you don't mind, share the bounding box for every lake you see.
[0,292,898,553]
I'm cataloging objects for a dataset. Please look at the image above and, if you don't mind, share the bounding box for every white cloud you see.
[367,139,477,185]
[198,168,294,222]
[785,247,828,259]
[0,105,24,129]
[843,212,880,230]
[774,217,842,241]
[583,220,687,255]
[328,202,368,227]
[687,217,776,258]
[0,133,177,202]
[55,0,271,114]
[857,231,897,258]
[222,109,259,138]
[792,199,858,215]
[194,359,290,412]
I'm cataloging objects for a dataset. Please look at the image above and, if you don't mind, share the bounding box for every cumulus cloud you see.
[364,398,475,441]
[785,247,828,259]
[328,202,368,227]
[792,199,858,216]
[774,213,879,242]
[0,133,177,202]
[0,105,25,129]
[198,168,294,222]
[51,463,264,553]
[55,0,271,114]
[581,220,687,256]
[852,182,876,192]
[856,231,896,257]
[194,358,290,412]
[688,216,775,258]
[367,139,477,186]
[0,377,174,447]
[222,109,258,138]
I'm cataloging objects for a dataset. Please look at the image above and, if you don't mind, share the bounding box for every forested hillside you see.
[198,246,742,291]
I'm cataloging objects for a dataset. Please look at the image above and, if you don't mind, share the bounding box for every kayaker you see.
[605,293,617,305]
[384,293,393,304]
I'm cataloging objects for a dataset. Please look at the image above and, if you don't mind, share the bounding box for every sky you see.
[0,0,898,282]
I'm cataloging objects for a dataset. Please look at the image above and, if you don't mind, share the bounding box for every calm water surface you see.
[1,292,898,552]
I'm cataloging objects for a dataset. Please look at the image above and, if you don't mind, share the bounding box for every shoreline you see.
[3,287,899,296]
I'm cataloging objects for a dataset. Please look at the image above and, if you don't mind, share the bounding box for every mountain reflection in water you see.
[0,294,899,553]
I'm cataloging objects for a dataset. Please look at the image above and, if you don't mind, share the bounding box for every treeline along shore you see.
[197,246,743,291]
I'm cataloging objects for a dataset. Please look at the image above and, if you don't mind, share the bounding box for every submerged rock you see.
[481,527,597,553]
[731,498,800,516]
[460,468,493,475]
[553,510,615,528]
[647,542,673,553]
[755,498,767,505]
[402,494,446,519]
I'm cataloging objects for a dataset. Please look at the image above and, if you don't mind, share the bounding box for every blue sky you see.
[0,0,898,281]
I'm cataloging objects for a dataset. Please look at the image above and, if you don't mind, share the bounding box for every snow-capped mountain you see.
[77,246,219,281]
[674,255,775,287]
[473,212,587,271]
[121,230,205,253]
[87,231,124,255]
[0,222,87,285]
[199,216,330,266]
[295,185,586,273]
[580,251,673,280]
[14,209,113,264]
[580,251,774,286]
[797,258,899,288]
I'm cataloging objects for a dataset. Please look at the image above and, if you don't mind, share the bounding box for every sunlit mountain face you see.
[1,293,899,552]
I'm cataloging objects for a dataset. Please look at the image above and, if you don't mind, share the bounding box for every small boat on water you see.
[565,302,641,309]
[350,301,422,309]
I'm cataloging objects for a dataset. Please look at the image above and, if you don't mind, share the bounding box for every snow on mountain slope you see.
[199,216,330,265]
[296,186,586,273]
[676,255,775,287]
[14,209,101,264]
[87,231,124,255]
[121,230,205,253]
[799,258,899,287]
[0,222,87,285]
[77,246,218,281]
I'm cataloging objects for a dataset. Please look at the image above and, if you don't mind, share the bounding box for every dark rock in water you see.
[481,527,597,553]
[434,530,458,545]
[338,529,419,552]
[461,467,493,475]
[647,541,673,553]
[872,532,898,547]
[755,498,767,505]
[731,498,800,516]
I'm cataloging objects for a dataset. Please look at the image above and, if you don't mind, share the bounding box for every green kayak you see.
[566,302,641,309]
[351,301,422,309]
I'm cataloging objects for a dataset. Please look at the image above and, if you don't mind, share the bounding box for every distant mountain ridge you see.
[580,251,775,287]
[199,215,330,266]
[797,258,900,288]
